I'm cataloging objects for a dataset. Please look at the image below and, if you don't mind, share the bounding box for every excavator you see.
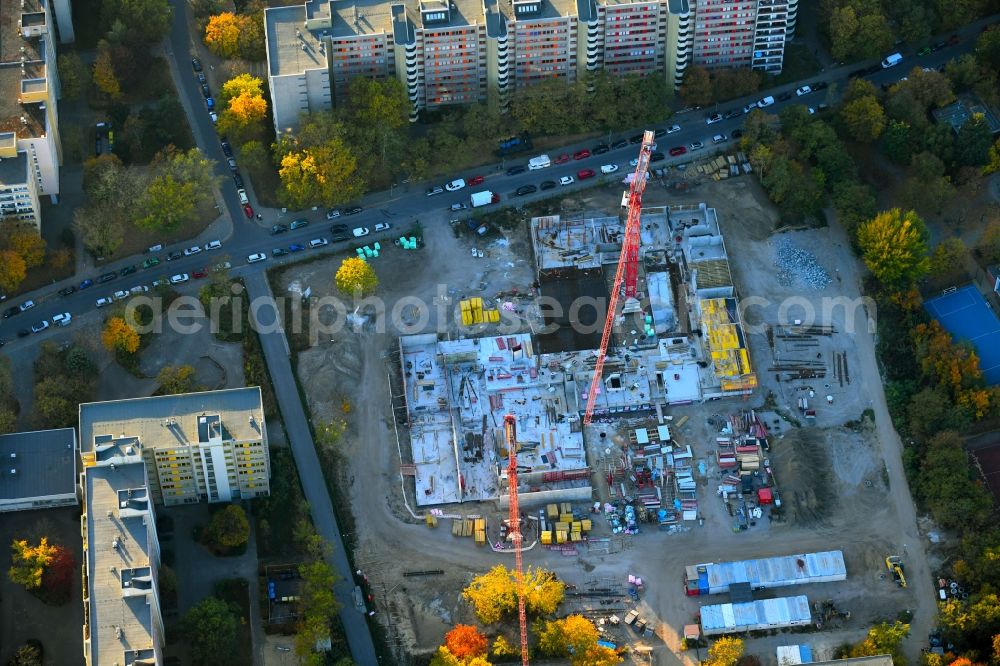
[886,555,907,588]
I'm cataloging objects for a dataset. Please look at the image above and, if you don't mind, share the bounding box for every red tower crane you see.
[583,130,656,426]
[503,414,530,666]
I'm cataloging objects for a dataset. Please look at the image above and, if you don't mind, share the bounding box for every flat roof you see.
[502,0,578,22]
[933,97,1000,135]
[0,0,48,139]
[79,388,265,454]
[329,0,394,36]
[0,150,27,187]
[85,462,157,666]
[266,4,328,77]
[418,0,485,28]
[0,428,76,503]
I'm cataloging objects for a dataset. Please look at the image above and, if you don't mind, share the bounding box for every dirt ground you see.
[276,173,938,665]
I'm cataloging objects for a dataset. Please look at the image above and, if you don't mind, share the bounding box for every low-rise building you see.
[79,388,270,507]
[0,428,77,512]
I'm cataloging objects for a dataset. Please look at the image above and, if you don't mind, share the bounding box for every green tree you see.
[832,182,877,230]
[204,504,251,550]
[829,6,860,61]
[882,120,915,165]
[706,637,745,666]
[679,66,713,107]
[137,175,196,231]
[850,621,909,663]
[57,53,90,101]
[181,597,239,664]
[929,238,967,277]
[73,203,126,257]
[8,642,42,666]
[239,139,270,174]
[945,54,983,92]
[295,532,342,661]
[955,114,993,167]
[101,0,171,42]
[907,386,969,443]
[0,409,16,435]
[843,77,879,103]
[238,1,268,61]
[841,96,886,142]
[919,431,993,530]
[940,593,1000,651]
[976,216,1000,263]
[856,208,930,286]
[976,25,1000,70]
[156,365,197,394]
[854,12,894,58]
[901,152,955,216]
[0,250,26,293]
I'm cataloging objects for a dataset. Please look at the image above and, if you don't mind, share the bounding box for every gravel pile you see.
[773,237,831,289]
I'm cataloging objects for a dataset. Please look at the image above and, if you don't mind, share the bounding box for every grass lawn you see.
[215,579,253,666]
[768,43,824,87]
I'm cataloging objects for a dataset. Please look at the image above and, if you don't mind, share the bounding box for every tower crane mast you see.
[583,130,656,426]
[504,414,530,666]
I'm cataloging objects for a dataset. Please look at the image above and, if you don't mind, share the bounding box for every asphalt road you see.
[0,15,996,664]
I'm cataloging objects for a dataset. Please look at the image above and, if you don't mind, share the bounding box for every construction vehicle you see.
[886,555,907,588]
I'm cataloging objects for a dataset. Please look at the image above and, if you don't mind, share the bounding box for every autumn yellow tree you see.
[204,12,242,59]
[102,317,140,354]
[856,208,930,286]
[538,615,621,666]
[156,365,197,394]
[429,647,492,666]
[2,226,46,268]
[444,625,488,660]
[277,139,365,209]
[0,250,27,293]
[705,637,745,666]
[92,46,121,100]
[8,537,57,589]
[462,565,565,624]
[335,257,378,297]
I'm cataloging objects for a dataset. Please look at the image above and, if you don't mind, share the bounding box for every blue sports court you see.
[924,285,1000,386]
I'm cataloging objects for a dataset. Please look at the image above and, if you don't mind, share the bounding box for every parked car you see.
[669,146,687,156]
[330,224,348,232]
[795,85,812,96]
[731,128,744,139]
[947,34,960,46]
[2,306,20,319]
[201,83,211,98]
[113,290,129,300]
[197,72,206,84]
[577,169,596,180]
[271,224,288,235]
[227,158,237,171]
[272,248,289,257]
[553,154,571,164]
[778,91,793,101]
[289,243,305,252]
[96,297,113,308]
[650,152,665,162]
[290,219,309,230]
[129,286,149,295]
[812,81,828,90]
[142,257,160,269]
[206,97,215,111]
[232,174,244,191]
[712,134,727,144]
[573,149,591,160]
[52,313,72,327]
[466,175,485,186]
[17,329,30,338]
[326,208,341,219]
[515,184,538,196]
[98,272,117,283]
[30,320,49,334]
[19,300,34,312]
[689,141,704,150]
[666,125,682,134]
[352,227,370,238]
[192,268,209,279]
[79,278,94,289]
[58,285,76,297]
[183,246,201,256]
[169,274,189,284]
[653,129,666,138]
[725,109,743,119]
[445,179,466,192]
[120,265,137,277]
[343,206,363,215]
[559,175,575,186]
[205,240,223,251]
[917,45,932,56]
[214,262,232,271]
[426,185,445,196]
[374,223,391,232]
[309,238,329,248]
[209,112,218,125]
[506,165,526,175]
[247,253,266,263]
[450,202,468,211]
[610,140,629,149]
[152,277,170,288]
[628,134,643,144]
[540,180,557,190]
[600,164,619,174]
[330,232,350,242]
[705,113,723,124]
[220,140,233,158]
[592,144,610,155]
[191,57,203,72]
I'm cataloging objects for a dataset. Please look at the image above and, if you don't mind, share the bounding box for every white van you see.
[757,95,775,108]
[237,189,249,205]
[881,52,902,68]
[527,155,551,170]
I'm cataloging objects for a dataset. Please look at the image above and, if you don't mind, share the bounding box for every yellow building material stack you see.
[555,521,569,533]
[546,504,559,519]
[556,531,568,544]
[541,531,553,545]
[571,530,582,542]
[581,519,592,532]
[560,502,572,514]
[425,515,438,528]
[452,519,462,536]
[560,513,574,524]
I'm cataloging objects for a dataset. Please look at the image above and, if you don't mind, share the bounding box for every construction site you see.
[278,135,932,664]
